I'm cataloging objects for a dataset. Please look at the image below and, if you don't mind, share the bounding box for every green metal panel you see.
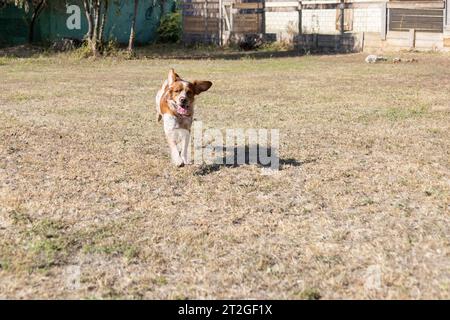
[34,1,87,43]
[106,0,177,44]
[0,5,31,47]
[0,0,176,46]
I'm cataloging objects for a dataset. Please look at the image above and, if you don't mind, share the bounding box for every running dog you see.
[155,69,212,166]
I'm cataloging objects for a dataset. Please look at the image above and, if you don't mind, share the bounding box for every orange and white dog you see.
[156,69,212,166]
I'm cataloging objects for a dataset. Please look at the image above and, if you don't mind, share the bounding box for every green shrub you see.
[71,42,93,59]
[157,11,182,43]
[103,39,120,56]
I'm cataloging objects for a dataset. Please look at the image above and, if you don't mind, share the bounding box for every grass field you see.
[0,51,449,299]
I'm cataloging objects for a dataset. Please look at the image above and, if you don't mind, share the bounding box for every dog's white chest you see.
[162,114,192,134]
[162,114,177,134]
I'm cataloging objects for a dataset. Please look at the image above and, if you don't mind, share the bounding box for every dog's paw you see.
[181,157,190,165]
[172,157,184,167]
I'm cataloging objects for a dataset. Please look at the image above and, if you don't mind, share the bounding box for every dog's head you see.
[166,69,212,117]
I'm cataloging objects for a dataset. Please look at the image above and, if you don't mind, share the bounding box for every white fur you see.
[158,98,193,167]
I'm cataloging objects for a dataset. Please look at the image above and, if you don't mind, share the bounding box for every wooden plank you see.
[233,12,262,33]
[234,13,260,20]
[389,8,444,32]
[265,1,298,7]
[409,28,416,47]
[265,7,298,12]
[335,8,353,32]
[390,20,443,27]
[390,8,443,15]
[443,37,450,47]
[387,2,444,9]
[234,3,263,9]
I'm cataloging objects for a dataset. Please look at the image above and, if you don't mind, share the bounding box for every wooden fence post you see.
[360,31,365,52]
[380,2,387,40]
[261,0,266,36]
[298,1,302,35]
[219,0,223,46]
[339,0,345,51]
[297,0,302,52]
[445,0,449,30]
[409,28,416,49]
[230,2,234,34]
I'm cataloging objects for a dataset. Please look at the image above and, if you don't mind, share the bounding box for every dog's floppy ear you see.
[193,80,212,95]
[168,69,180,85]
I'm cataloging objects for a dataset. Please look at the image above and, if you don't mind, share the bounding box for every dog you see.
[156,69,212,166]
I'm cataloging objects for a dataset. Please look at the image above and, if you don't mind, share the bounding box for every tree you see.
[98,0,108,44]
[3,0,48,43]
[127,0,138,54]
[82,0,109,56]
[28,0,46,43]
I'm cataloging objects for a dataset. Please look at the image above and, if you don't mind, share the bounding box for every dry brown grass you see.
[0,51,449,299]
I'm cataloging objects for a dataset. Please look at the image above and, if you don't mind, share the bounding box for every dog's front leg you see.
[179,129,190,165]
[166,130,184,167]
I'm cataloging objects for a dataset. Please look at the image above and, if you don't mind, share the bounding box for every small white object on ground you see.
[365,55,387,63]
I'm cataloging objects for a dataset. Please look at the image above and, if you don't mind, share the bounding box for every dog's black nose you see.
[179,97,187,104]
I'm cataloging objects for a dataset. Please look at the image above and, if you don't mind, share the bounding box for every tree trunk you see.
[29,0,45,43]
[83,0,94,41]
[90,0,101,56]
[128,0,139,53]
[99,0,109,44]
[82,0,108,57]
[94,0,101,42]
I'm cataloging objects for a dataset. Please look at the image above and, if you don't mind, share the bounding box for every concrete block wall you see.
[301,9,338,34]
[353,6,383,33]
[266,7,383,35]
[301,8,383,34]
[265,11,299,34]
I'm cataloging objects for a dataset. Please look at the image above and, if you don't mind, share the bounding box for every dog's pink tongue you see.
[177,106,188,114]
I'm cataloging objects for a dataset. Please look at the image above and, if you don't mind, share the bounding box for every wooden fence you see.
[182,0,221,44]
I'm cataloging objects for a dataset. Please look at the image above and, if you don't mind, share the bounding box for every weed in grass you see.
[298,289,322,300]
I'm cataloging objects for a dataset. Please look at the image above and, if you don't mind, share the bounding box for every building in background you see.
[181,0,450,51]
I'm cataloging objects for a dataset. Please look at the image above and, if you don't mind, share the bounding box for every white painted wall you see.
[265,11,299,34]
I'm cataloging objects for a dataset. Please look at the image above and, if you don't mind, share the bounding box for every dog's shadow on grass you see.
[192,145,316,176]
